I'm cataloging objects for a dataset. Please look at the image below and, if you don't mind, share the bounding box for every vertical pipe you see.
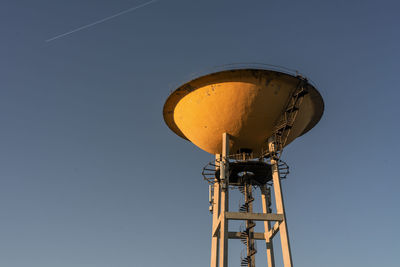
[219,133,229,267]
[209,184,212,204]
[261,185,275,267]
[268,137,293,267]
[210,154,220,267]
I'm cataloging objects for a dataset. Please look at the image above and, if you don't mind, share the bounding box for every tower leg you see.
[219,133,229,267]
[261,185,275,267]
[268,137,293,267]
[210,155,220,267]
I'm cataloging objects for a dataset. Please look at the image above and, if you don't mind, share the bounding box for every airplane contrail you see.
[46,0,158,42]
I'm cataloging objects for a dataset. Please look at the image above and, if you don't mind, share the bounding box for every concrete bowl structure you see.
[163,68,324,155]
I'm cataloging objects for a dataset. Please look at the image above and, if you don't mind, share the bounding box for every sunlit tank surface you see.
[163,69,324,155]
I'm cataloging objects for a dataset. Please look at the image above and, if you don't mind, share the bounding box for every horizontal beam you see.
[225,212,284,222]
[228,232,265,240]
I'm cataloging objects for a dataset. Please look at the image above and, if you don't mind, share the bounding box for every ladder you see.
[272,76,309,158]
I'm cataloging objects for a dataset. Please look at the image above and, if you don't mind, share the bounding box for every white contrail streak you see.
[46,0,158,42]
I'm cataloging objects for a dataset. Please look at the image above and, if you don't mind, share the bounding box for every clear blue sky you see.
[1,0,399,266]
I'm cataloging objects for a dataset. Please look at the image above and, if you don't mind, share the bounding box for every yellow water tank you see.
[163,69,324,155]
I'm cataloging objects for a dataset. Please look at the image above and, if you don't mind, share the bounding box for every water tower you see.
[163,67,324,267]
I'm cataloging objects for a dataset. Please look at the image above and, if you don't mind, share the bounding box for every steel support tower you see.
[210,134,292,267]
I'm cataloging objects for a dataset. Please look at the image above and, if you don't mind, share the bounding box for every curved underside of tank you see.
[163,69,324,155]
